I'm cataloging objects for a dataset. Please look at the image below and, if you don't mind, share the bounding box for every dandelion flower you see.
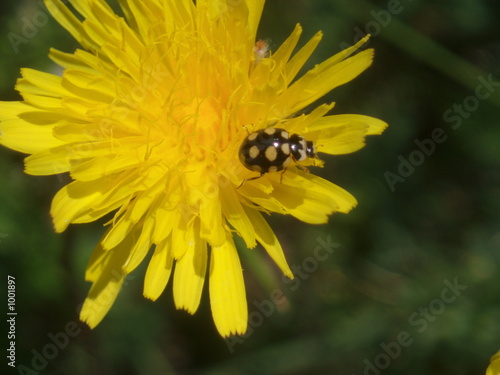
[0,0,387,337]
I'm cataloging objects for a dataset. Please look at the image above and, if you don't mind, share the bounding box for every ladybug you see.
[238,127,317,182]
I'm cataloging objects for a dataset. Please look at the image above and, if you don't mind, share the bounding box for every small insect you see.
[253,39,270,62]
[238,127,317,184]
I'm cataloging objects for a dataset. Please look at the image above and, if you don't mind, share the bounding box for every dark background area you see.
[1,0,499,374]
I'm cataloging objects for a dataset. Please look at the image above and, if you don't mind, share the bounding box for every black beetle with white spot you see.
[238,127,318,183]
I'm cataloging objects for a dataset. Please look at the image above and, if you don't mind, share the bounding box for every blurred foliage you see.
[1,0,500,374]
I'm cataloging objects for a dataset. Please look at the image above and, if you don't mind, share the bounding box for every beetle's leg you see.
[236,173,265,189]
[296,164,310,173]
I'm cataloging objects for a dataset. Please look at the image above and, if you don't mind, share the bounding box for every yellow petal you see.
[82,17,143,82]
[63,69,115,102]
[50,180,105,233]
[0,102,66,154]
[117,0,162,43]
[308,114,388,135]
[237,183,285,214]
[199,189,226,247]
[284,30,322,86]
[269,171,357,224]
[87,0,122,29]
[100,42,141,83]
[171,212,193,260]
[65,0,92,19]
[274,36,373,117]
[306,114,388,154]
[0,118,64,154]
[101,193,155,251]
[209,235,248,337]
[122,218,155,274]
[309,122,368,155]
[89,171,141,213]
[84,228,125,282]
[270,23,302,75]
[143,236,174,301]
[17,68,66,98]
[250,54,275,89]
[24,144,71,175]
[72,199,123,224]
[487,350,500,375]
[313,34,371,72]
[198,0,246,23]
[173,220,208,314]
[284,102,335,134]
[243,206,293,278]
[287,170,358,214]
[0,101,38,120]
[162,0,196,32]
[80,227,135,328]
[70,172,142,226]
[49,48,101,74]
[246,0,265,41]
[298,172,357,214]
[21,94,64,112]
[220,183,256,248]
[45,0,96,52]
[101,217,136,252]
[70,147,147,181]
[153,201,181,243]
[80,270,126,328]
[117,0,140,34]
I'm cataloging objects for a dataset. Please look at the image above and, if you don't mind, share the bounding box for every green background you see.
[1,0,499,374]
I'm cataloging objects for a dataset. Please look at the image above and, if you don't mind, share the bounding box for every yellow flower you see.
[487,350,500,375]
[0,0,387,337]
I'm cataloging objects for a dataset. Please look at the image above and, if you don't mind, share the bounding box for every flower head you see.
[0,0,387,337]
